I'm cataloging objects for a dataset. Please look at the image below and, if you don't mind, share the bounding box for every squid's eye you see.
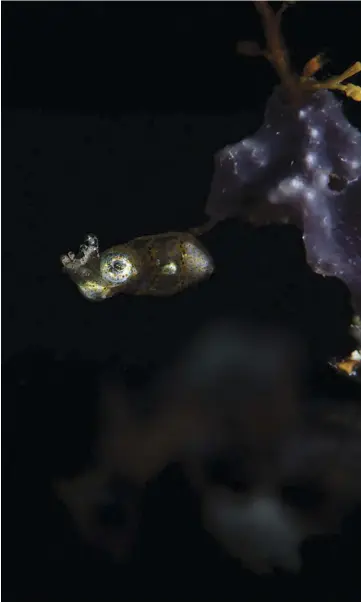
[100,252,137,285]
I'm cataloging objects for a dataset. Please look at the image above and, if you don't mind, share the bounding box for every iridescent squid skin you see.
[61,232,214,301]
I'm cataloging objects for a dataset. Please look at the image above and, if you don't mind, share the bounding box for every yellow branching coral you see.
[301,60,361,101]
[237,1,361,105]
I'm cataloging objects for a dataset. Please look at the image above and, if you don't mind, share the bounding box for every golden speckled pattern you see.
[78,279,113,301]
[61,231,214,301]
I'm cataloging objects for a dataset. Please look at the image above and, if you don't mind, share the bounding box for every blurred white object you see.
[204,491,303,574]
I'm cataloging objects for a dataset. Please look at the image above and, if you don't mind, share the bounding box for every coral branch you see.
[301,60,361,101]
[238,4,361,106]
[302,54,328,79]
[253,1,300,104]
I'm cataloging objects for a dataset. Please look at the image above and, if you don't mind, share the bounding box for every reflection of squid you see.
[333,350,361,378]
[330,316,361,383]
[61,231,214,301]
